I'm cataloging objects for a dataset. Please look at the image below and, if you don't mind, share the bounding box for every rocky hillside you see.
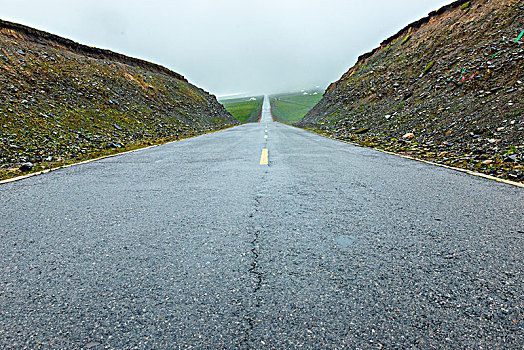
[301,0,523,183]
[0,19,237,180]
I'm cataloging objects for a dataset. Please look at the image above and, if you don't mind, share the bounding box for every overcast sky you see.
[0,0,451,97]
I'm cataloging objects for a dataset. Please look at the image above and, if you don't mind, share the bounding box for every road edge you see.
[0,126,236,185]
[287,123,524,189]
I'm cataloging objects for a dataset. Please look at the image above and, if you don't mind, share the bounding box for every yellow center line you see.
[264,135,268,139]
[260,148,269,165]
[265,129,268,133]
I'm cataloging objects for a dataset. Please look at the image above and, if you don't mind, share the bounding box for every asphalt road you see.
[1,97,523,349]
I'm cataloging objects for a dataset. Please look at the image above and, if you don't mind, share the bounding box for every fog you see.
[0,0,452,97]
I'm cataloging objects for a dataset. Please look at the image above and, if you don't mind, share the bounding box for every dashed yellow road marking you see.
[265,129,268,133]
[264,135,268,139]
[260,148,268,165]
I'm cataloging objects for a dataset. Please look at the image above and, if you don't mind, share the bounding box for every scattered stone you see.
[507,170,523,180]
[107,142,123,148]
[19,162,34,172]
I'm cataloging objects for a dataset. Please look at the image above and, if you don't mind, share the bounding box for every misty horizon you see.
[0,0,452,97]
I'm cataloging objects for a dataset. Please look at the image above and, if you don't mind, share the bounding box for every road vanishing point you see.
[1,97,523,348]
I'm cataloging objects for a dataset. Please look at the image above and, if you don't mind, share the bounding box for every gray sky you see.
[0,0,451,97]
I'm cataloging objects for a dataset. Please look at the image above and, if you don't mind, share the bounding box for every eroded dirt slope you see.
[0,20,237,180]
[301,0,523,183]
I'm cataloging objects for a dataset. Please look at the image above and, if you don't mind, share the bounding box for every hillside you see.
[0,19,237,180]
[301,0,523,183]
[270,90,323,123]
[220,96,264,123]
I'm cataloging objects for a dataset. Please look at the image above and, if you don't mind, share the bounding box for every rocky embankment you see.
[0,20,237,180]
[301,0,523,184]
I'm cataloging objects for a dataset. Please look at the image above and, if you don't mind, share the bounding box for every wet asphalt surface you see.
[1,97,523,349]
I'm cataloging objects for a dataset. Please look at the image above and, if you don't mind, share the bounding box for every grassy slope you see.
[301,0,523,183]
[0,21,236,180]
[270,92,323,123]
[220,96,263,123]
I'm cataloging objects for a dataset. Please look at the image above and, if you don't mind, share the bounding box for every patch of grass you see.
[424,60,435,73]
[270,91,323,123]
[219,96,263,123]
[355,127,370,134]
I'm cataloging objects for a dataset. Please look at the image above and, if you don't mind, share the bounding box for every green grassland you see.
[220,96,264,123]
[270,91,323,123]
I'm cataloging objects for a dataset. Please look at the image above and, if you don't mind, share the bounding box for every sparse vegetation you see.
[0,19,237,181]
[300,0,524,183]
[423,60,435,73]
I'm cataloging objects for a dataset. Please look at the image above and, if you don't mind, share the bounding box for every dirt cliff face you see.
[0,20,237,180]
[301,0,523,183]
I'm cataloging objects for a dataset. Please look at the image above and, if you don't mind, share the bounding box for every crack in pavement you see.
[242,192,265,348]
